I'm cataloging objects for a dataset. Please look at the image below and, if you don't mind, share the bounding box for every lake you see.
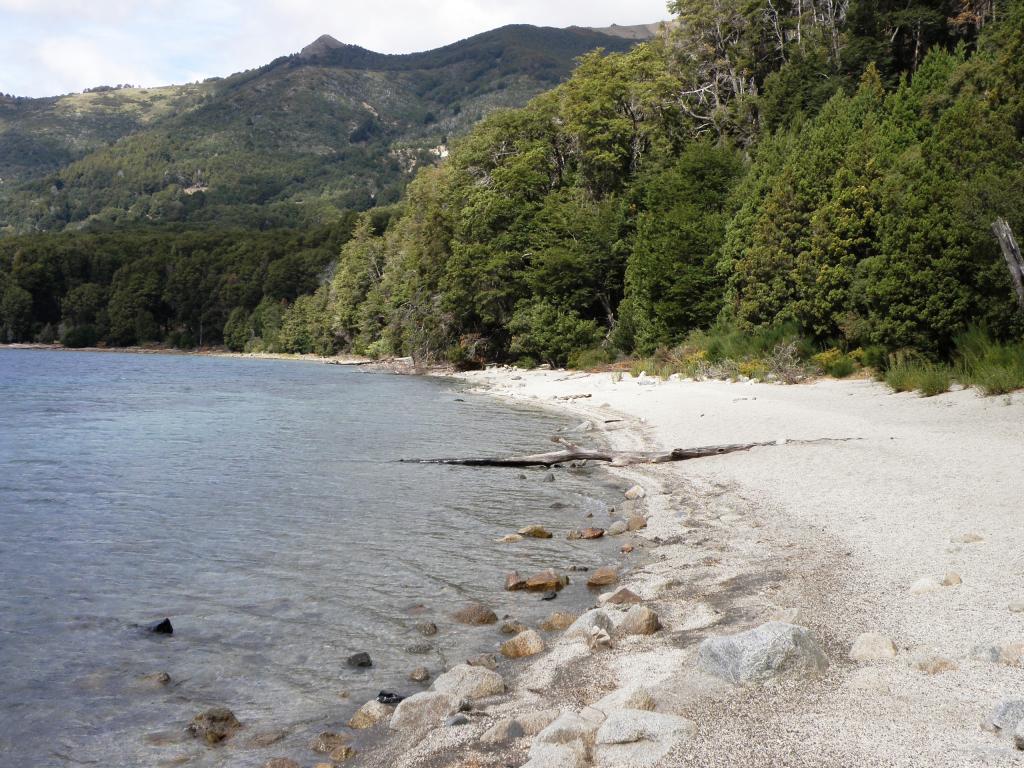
[0,350,623,766]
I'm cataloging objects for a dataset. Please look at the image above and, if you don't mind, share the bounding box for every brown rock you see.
[348,699,393,729]
[606,588,643,606]
[627,516,648,531]
[264,760,299,768]
[329,745,357,762]
[453,602,498,625]
[587,566,619,588]
[500,629,546,659]
[466,653,500,669]
[518,525,553,539]
[409,666,431,683]
[505,572,527,591]
[581,528,605,539]
[539,611,578,631]
[310,732,350,754]
[617,605,661,636]
[499,534,524,543]
[525,569,567,592]
[500,620,528,635]
[415,621,438,636]
[140,671,172,687]
[621,544,635,554]
[247,731,288,748]
[187,707,241,745]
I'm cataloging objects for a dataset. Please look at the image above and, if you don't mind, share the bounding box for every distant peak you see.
[299,34,346,59]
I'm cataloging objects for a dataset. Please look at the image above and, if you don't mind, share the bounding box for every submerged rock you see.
[139,671,172,687]
[467,653,500,669]
[310,732,350,754]
[519,525,554,539]
[409,666,431,683]
[346,652,372,668]
[500,534,525,543]
[415,621,438,636]
[187,707,241,745]
[539,611,578,631]
[627,516,648,531]
[581,527,605,539]
[453,602,498,625]
[695,622,829,684]
[148,618,173,635]
[500,620,528,635]
[263,759,300,768]
[501,629,545,659]
[625,485,646,500]
[506,571,528,591]
[608,521,629,536]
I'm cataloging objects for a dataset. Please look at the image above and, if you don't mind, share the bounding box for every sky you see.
[0,0,671,98]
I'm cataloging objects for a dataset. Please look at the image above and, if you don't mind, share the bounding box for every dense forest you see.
[4,2,1024,394]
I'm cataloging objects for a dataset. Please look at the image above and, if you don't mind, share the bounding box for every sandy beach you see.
[373,368,1024,767]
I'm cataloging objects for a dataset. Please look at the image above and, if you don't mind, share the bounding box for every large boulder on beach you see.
[501,629,546,659]
[594,710,697,766]
[348,699,393,729]
[432,664,504,701]
[985,699,1024,733]
[453,602,498,625]
[390,691,461,734]
[695,622,828,684]
[187,707,241,745]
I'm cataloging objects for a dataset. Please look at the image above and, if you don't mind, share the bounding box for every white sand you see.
[420,369,1024,767]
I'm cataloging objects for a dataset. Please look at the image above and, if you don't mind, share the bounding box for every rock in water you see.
[525,569,567,592]
[264,759,300,768]
[849,632,898,661]
[187,707,241,745]
[581,528,605,539]
[432,664,505,701]
[608,521,629,536]
[501,629,546,659]
[695,622,829,684]
[377,691,405,705]
[409,667,430,683]
[139,671,172,687]
[500,620,528,635]
[539,611,578,631]
[519,525,554,539]
[467,653,500,669]
[346,652,372,668]
[329,744,357,762]
[505,571,528,591]
[617,605,661,636]
[149,618,173,635]
[348,699,393,729]
[453,602,498,625]
[586,566,619,588]
[627,516,648,531]
[415,621,438,636]
[310,732,350,753]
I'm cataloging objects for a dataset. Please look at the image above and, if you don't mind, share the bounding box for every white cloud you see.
[0,0,671,96]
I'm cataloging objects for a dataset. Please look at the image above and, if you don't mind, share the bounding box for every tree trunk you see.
[992,217,1024,308]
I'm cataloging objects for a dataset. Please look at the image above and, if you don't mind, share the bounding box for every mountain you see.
[0,24,651,234]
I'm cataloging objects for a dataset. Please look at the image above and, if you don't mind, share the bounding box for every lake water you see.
[0,350,625,767]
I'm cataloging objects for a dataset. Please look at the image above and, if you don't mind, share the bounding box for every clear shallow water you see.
[0,350,624,766]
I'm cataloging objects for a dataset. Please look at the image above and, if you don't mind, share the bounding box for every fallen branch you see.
[404,436,857,468]
[993,217,1024,308]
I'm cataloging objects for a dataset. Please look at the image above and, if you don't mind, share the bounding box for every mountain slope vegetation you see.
[0,25,644,233]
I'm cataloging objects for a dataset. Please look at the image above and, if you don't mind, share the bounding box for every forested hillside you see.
[241,0,1024,389]
[0,26,642,234]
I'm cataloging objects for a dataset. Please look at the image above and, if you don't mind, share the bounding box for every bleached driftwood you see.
[993,217,1024,308]
[406,436,861,468]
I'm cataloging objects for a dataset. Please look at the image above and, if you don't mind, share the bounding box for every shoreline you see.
[360,367,1024,767]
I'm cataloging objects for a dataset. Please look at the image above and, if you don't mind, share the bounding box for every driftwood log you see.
[993,217,1024,308]
[404,436,853,468]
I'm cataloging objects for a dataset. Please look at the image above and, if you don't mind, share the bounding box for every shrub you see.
[508,300,601,368]
[61,324,99,348]
[568,346,613,370]
[885,354,952,396]
[827,356,856,378]
[953,327,1024,395]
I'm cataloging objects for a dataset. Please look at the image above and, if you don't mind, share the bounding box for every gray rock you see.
[453,602,498,626]
[616,605,661,636]
[405,642,433,654]
[310,731,350,754]
[695,621,829,684]
[263,759,300,768]
[543,472,556,483]
[565,608,615,640]
[608,520,629,536]
[415,621,438,636]
[986,699,1024,733]
[390,691,460,733]
[518,708,561,735]
[625,485,647,500]
[1015,719,1024,750]
[466,653,500,669]
[849,632,898,661]
[445,714,470,727]
[409,666,430,683]
[432,664,504,701]
[480,717,525,744]
[594,710,697,767]
[533,711,599,747]
[346,652,372,668]
[524,742,588,768]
